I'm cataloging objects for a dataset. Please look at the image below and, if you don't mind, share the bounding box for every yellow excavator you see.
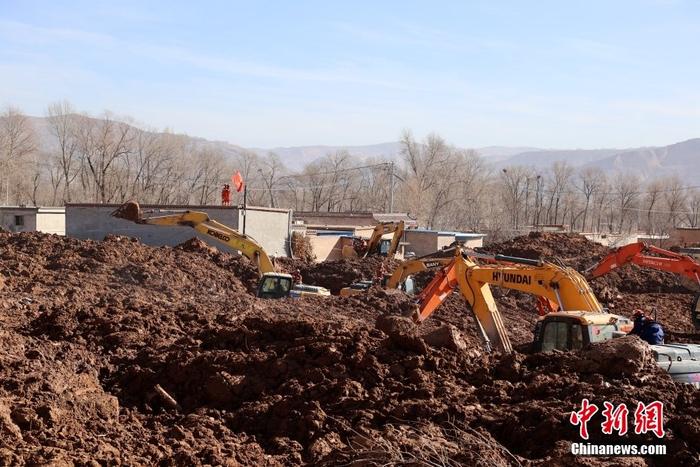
[414,248,613,353]
[341,221,405,259]
[112,201,330,299]
[412,249,700,385]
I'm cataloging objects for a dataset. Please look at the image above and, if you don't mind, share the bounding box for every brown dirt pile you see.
[277,256,399,294]
[2,231,700,465]
[484,232,690,295]
[290,232,315,262]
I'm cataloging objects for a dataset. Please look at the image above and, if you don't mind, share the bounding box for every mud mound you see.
[473,338,700,463]
[485,232,691,297]
[3,231,700,465]
[590,261,690,295]
[174,236,261,292]
[278,256,399,294]
[484,232,609,270]
[290,232,315,262]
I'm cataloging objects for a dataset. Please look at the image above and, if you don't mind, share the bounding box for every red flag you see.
[232,171,245,192]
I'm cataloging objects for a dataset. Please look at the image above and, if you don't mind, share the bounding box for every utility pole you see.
[389,161,395,213]
[242,184,247,235]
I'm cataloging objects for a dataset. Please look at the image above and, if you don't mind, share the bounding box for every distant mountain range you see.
[251,139,700,182]
[25,116,700,182]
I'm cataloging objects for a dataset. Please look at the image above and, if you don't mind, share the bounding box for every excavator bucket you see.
[111,200,143,222]
[680,275,700,293]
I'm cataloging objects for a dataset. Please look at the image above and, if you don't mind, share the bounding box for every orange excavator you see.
[587,242,700,327]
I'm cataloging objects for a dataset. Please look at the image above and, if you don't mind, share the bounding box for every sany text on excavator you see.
[587,241,700,327]
[413,248,700,385]
[341,221,405,259]
[112,201,330,299]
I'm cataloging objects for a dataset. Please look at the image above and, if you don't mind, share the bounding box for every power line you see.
[520,183,700,197]
[276,162,391,180]
[621,205,700,215]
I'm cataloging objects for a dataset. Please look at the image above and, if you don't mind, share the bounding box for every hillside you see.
[21,116,700,180]
[583,138,700,181]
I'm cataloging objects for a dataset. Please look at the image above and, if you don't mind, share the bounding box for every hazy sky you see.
[1,0,699,149]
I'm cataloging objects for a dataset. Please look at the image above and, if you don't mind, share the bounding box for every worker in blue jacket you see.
[630,309,665,345]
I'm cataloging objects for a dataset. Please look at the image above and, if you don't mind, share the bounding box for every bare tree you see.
[75,112,135,202]
[614,173,640,232]
[642,179,663,235]
[686,191,700,228]
[662,176,687,229]
[499,166,530,229]
[258,152,286,208]
[0,107,36,204]
[46,101,81,202]
[545,161,573,225]
[576,167,604,232]
[399,130,453,227]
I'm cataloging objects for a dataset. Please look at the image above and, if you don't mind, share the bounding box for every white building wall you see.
[35,208,66,235]
[66,204,291,257]
[237,207,291,257]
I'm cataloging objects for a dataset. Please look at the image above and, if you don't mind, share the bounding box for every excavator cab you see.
[533,312,632,352]
[378,239,392,256]
[256,273,294,299]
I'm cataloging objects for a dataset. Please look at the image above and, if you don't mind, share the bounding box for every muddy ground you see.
[1,231,699,465]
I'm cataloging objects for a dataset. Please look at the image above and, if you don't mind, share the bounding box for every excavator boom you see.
[414,250,604,353]
[112,201,275,276]
[589,241,700,287]
[385,256,454,289]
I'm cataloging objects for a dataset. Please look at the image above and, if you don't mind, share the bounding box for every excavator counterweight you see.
[111,200,142,223]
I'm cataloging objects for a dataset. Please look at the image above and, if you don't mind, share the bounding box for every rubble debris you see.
[1,231,699,465]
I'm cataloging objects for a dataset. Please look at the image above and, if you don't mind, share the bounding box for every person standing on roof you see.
[629,309,665,345]
[221,184,231,206]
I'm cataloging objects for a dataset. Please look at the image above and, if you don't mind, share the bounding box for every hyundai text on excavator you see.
[341,221,405,259]
[587,241,700,327]
[414,249,606,352]
[112,201,330,299]
[413,249,700,384]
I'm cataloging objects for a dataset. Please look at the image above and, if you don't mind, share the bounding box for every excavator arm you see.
[385,257,453,289]
[588,241,700,287]
[112,201,275,277]
[384,220,405,258]
[413,251,512,352]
